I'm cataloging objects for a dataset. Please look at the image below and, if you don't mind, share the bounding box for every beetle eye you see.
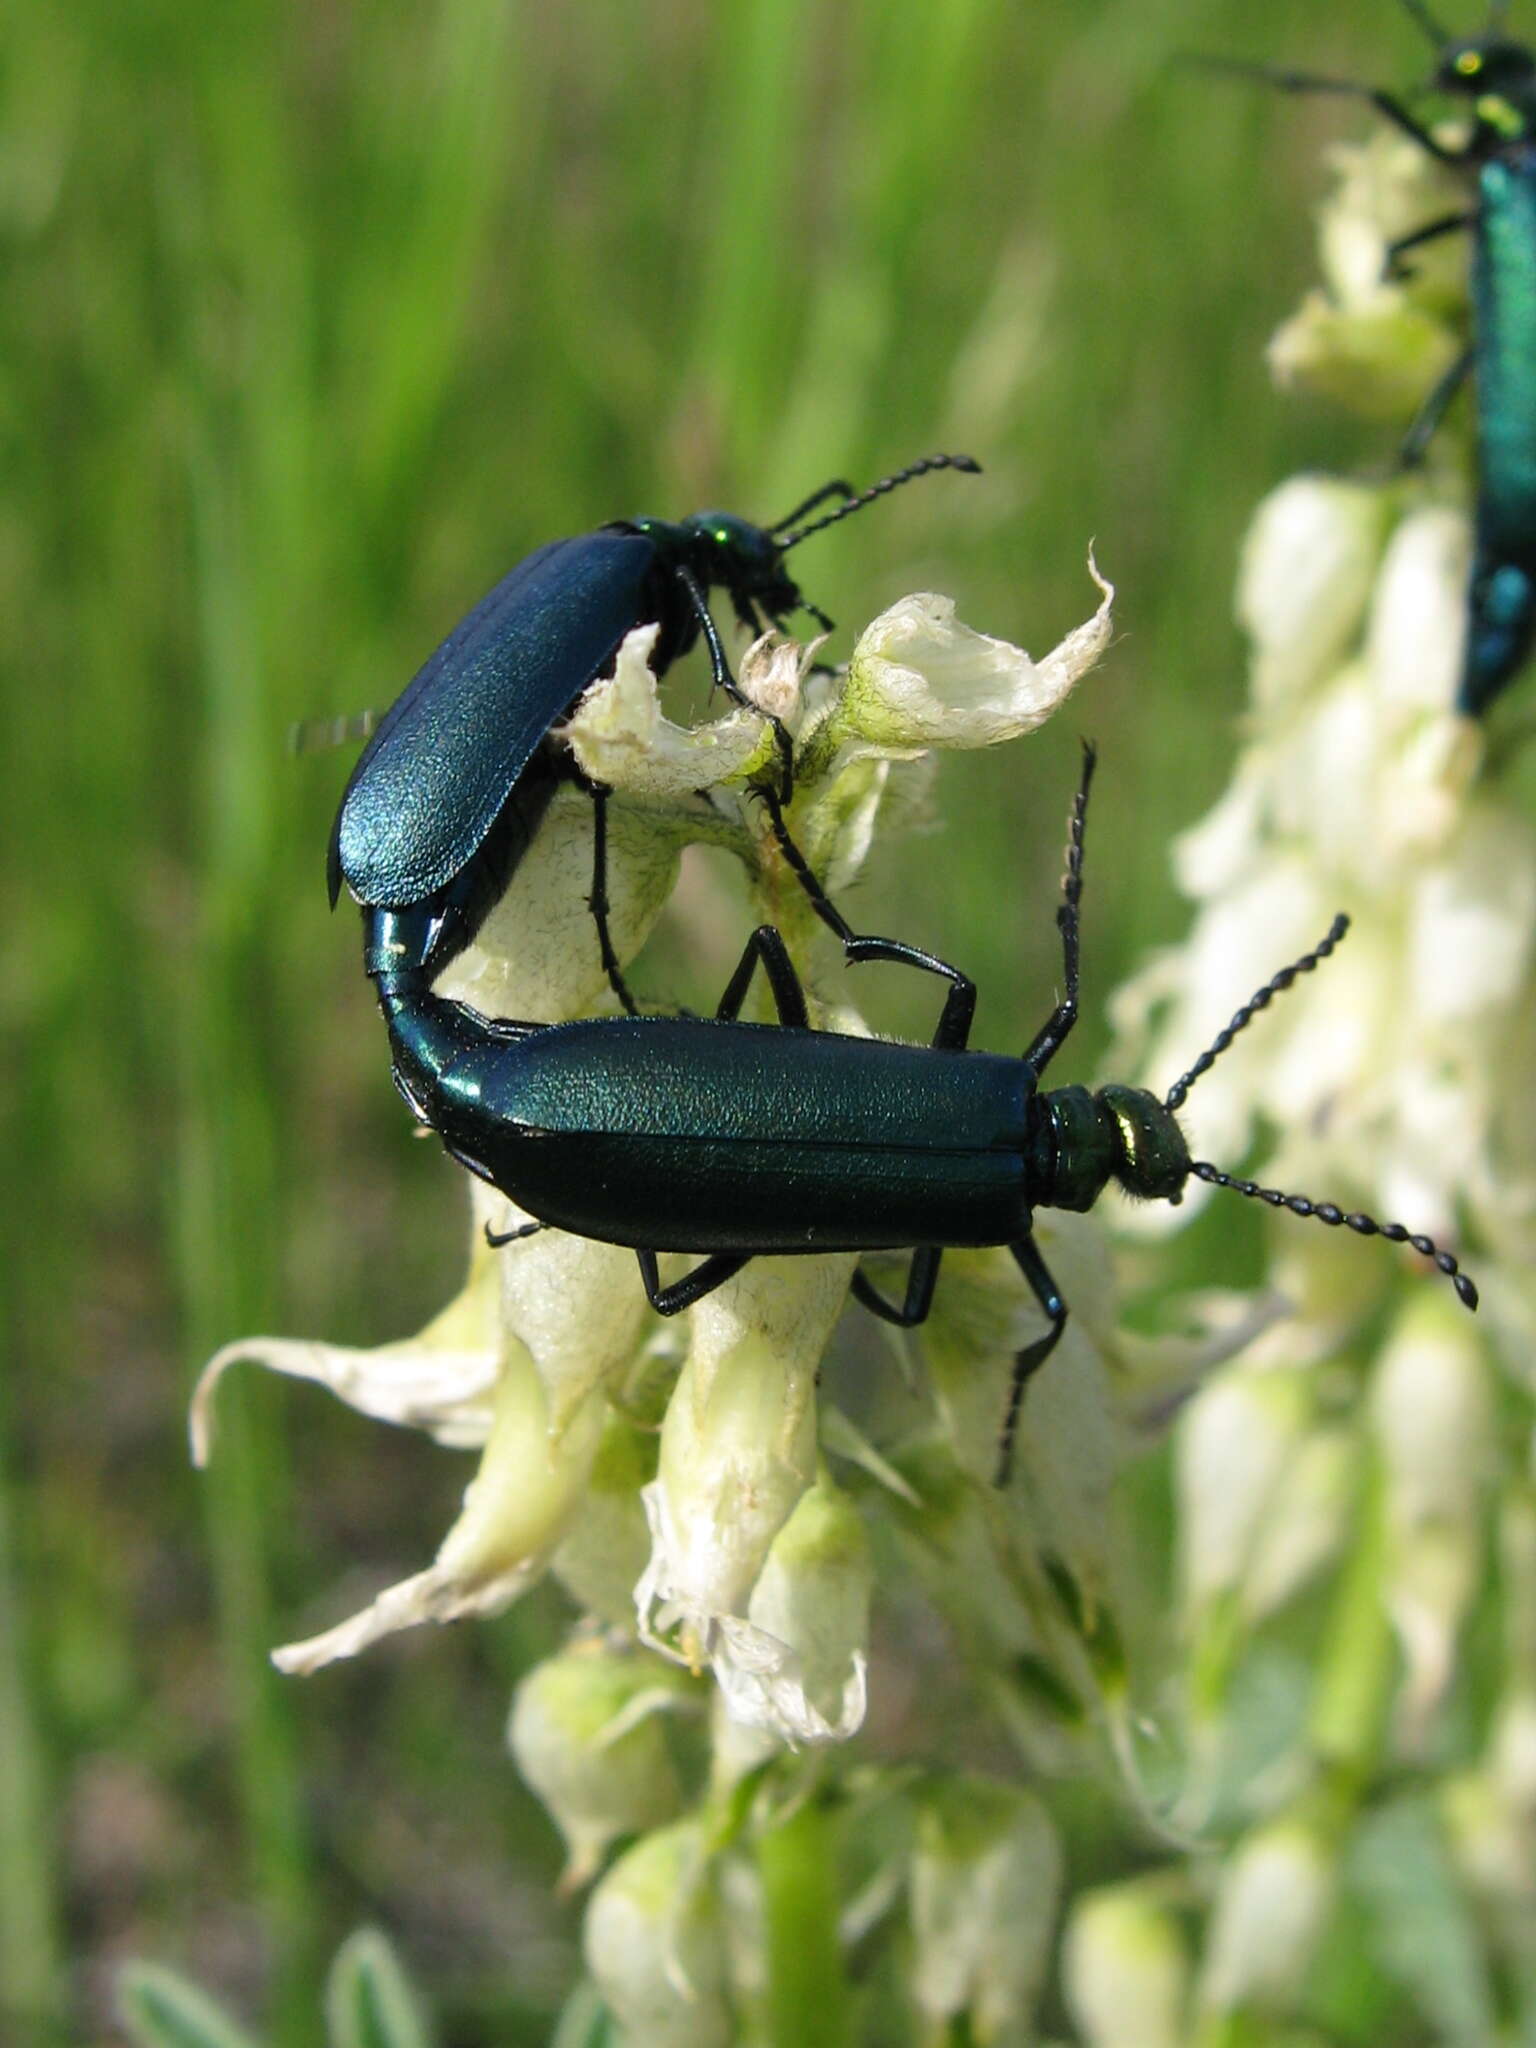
[1456,49,1482,76]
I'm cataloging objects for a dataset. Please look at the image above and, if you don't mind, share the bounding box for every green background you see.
[0,0,1444,2039]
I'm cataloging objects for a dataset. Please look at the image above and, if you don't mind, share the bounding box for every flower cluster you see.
[1071,129,1536,2042]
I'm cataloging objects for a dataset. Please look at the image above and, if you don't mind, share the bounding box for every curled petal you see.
[835,558,1111,752]
[192,1250,502,1461]
[564,620,776,800]
[273,1351,606,1674]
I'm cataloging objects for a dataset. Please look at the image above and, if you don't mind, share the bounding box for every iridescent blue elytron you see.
[327,455,980,1015]
[378,747,1477,1486]
[1214,0,1536,714]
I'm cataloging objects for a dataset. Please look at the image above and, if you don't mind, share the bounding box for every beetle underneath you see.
[378,745,1477,1485]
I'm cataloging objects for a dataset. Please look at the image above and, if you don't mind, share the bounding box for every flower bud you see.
[1062,1881,1189,2048]
[508,1642,692,1889]
[1197,1816,1335,2017]
[1370,1294,1493,1742]
[549,1408,658,1626]
[909,1777,1061,2044]
[710,1465,872,1748]
[583,1822,732,2048]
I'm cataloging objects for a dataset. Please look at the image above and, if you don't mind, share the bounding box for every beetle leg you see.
[1384,212,1474,278]
[850,1247,943,1327]
[584,780,642,1015]
[1397,343,1473,470]
[675,563,797,801]
[714,924,810,1027]
[997,1236,1069,1487]
[758,787,977,1050]
[1022,742,1094,1077]
[635,1247,753,1315]
[483,1218,547,1249]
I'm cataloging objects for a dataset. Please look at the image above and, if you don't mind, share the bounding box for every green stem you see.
[1308,1460,1393,1791]
[0,1407,63,2040]
[758,1793,851,2048]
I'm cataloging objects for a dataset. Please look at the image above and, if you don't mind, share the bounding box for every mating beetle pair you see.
[1218,0,1536,714]
[377,745,1477,1486]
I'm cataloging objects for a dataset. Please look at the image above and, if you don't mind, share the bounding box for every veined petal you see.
[564,620,778,800]
[833,559,1111,752]
[191,1246,503,1460]
[273,1350,606,1674]
[635,1258,850,1685]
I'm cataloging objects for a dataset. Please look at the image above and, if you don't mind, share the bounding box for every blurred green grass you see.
[0,0,1431,2038]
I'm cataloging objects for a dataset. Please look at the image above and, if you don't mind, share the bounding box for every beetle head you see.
[1435,37,1536,137]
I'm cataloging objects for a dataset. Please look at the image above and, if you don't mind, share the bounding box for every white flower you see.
[827,556,1112,754]
[707,1466,872,1749]
[1063,1881,1190,2048]
[1198,1816,1335,2017]
[1371,1293,1494,1744]
[909,1779,1062,2045]
[1267,132,1465,420]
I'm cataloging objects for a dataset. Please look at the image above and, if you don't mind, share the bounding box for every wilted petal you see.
[192,1247,502,1460]
[273,1347,606,1673]
[635,1258,850,1684]
[833,559,1111,751]
[707,1468,872,1747]
[564,620,776,800]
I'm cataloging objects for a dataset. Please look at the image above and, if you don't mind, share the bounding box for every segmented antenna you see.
[775,454,982,551]
[1189,1161,1478,1309]
[1164,914,1350,1113]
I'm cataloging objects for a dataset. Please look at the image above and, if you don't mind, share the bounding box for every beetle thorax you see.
[679,511,802,619]
[1038,1082,1191,1211]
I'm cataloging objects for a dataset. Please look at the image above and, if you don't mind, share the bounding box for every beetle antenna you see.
[1163,915,1350,1113]
[1188,1161,1478,1309]
[775,453,982,550]
[1398,0,1450,48]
